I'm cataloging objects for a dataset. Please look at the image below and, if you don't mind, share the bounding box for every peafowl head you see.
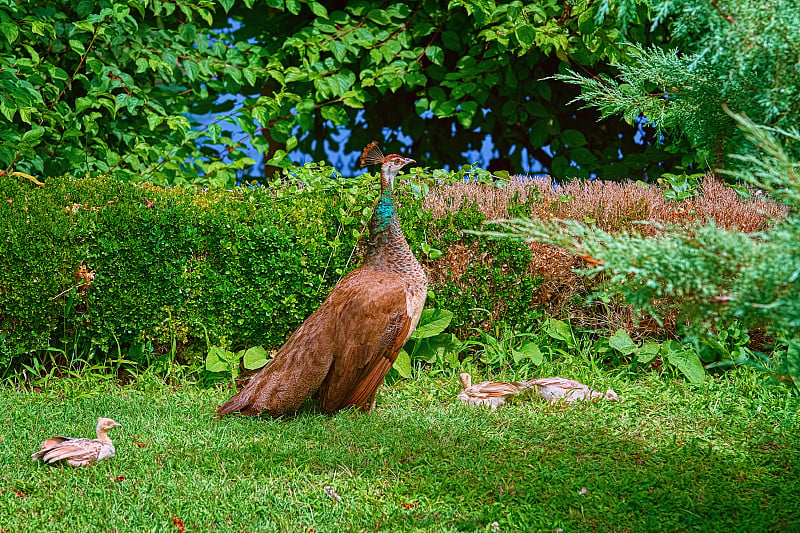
[360,142,415,191]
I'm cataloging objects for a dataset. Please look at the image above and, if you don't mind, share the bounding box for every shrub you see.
[1,163,784,375]
[424,173,786,333]
[0,166,538,372]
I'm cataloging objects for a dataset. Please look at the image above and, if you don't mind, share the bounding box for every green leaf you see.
[413,333,460,363]
[206,346,235,373]
[328,69,356,96]
[331,40,347,62]
[22,127,45,144]
[309,2,328,17]
[609,329,637,355]
[514,24,536,47]
[2,23,20,44]
[285,0,300,15]
[551,155,569,176]
[218,0,234,12]
[636,341,661,364]
[663,341,705,383]
[529,120,549,147]
[425,45,444,66]
[561,129,587,147]
[515,341,543,365]
[441,31,460,50]
[456,100,478,128]
[392,349,412,378]
[242,346,269,370]
[545,318,573,346]
[411,309,453,339]
[367,9,391,25]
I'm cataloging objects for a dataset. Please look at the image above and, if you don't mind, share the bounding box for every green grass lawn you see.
[1,370,798,532]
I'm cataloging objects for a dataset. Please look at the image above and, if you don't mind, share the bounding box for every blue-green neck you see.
[363,184,407,268]
[362,169,422,275]
[373,189,397,232]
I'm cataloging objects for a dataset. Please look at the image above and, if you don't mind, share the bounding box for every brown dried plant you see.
[422,175,787,337]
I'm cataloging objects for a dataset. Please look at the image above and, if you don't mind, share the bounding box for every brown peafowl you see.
[217,142,427,417]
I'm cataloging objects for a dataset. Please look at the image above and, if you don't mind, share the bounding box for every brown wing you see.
[216,303,336,416]
[39,436,70,449]
[34,438,101,464]
[470,381,520,398]
[527,377,583,389]
[32,437,72,460]
[317,268,411,412]
[216,266,409,417]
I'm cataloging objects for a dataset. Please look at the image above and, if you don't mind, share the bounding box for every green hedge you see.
[0,166,539,370]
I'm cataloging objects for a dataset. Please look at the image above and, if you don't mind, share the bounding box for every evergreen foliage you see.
[558,0,800,170]
[487,113,800,387]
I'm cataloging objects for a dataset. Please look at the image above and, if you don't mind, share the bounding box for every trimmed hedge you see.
[0,167,538,369]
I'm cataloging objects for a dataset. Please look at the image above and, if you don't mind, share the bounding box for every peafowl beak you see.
[396,157,417,180]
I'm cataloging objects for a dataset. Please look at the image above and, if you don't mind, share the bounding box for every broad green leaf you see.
[413,333,460,363]
[206,346,235,373]
[411,309,454,339]
[22,127,45,144]
[636,340,661,364]
[545,318,573,346]
[516,341,543,365]
[528,119,549,147]
[663,341,705,383]
[309,2,328,17]
[441,30,460,50]
[242,346,269,370]
[285,0,300,15]
[367,9,391,25]
[331,40,347,62]
[551,155,570,176]
[514,24,536,47]
[561,129,587,147]
[392,349,412,378]
[219,0,234,12]
[328,69,356,96]
[609,329,637,355]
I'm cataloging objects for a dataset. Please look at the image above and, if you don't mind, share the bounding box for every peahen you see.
[217,142,428,417]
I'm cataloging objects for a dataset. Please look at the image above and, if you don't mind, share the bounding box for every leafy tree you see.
[2,0,674,186]
[1,0,259,185]
[558,0,800,172]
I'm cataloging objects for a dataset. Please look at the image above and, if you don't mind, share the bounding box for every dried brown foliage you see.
[424,175,786,233]
[422,175,787,337]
